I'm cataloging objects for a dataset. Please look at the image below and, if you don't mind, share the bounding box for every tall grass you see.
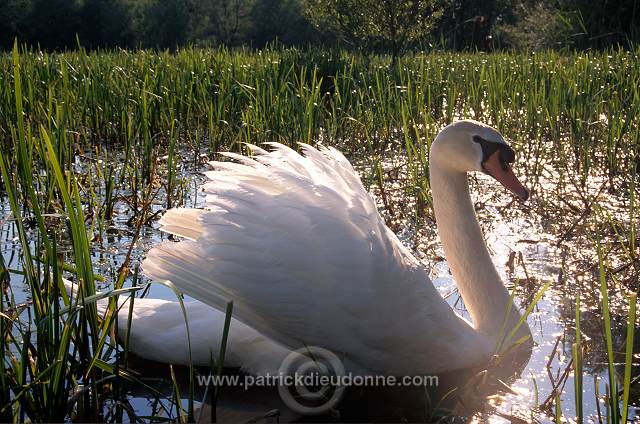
[0,42,193,423]
[0,42,105,422]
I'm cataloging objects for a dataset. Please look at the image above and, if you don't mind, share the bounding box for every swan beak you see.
[483,151,529,201]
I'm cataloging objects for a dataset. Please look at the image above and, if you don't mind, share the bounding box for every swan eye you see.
[473,135,515,172]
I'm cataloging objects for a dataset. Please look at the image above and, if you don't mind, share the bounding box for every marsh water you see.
[1,144,639,423]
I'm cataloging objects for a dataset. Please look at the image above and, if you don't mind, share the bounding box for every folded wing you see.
[142,143,476,374]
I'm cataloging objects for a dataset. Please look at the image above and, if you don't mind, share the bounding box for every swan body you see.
[70,120,531,375]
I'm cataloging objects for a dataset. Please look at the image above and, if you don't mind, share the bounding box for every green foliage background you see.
[0,0,638,51]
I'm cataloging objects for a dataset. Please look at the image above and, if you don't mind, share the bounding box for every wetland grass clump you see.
[0,42,639,421]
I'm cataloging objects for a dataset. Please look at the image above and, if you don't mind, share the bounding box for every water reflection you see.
[119,346,531,423]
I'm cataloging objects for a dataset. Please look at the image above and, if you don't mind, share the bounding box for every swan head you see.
[430,120,529,201]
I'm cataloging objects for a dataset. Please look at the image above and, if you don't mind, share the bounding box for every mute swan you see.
[67,119,532,376]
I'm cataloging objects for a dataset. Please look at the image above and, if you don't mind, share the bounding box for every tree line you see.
[0,0,323,50]
[0,0,638,52]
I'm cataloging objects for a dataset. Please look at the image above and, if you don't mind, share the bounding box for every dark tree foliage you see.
[494,0,639,50]
[79,0,133,48]
[251,0,321,46]
[0,0,31,49]
[0,0,637,51]
[139,0,196,48]
[26,0,83,49]
[434,0,519,50]
[197,0,255,46]
[305,0,441,61]
[561,0,639,48]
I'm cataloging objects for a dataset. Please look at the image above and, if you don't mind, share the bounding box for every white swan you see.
[68,120,532,375]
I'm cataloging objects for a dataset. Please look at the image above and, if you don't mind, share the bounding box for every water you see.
[1,145,638,423]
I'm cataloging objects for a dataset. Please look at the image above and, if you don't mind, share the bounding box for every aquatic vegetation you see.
[0,41,638,422]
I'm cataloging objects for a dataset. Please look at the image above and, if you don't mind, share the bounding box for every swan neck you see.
[429,163,527,342]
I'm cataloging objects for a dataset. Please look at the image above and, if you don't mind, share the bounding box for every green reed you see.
[0,42,197,423]
[574,293,583,423]
[621,293,637,424]
[2,47,639,178]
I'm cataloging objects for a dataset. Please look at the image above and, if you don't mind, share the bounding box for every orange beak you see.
[483,150,529,201]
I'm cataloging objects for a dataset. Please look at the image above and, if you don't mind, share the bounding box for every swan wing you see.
[142,143,480,373]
